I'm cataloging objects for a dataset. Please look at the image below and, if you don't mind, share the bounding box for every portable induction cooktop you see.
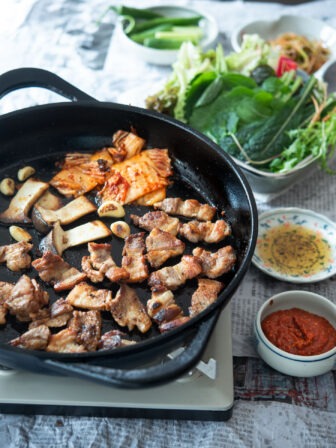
[0,305,234,421]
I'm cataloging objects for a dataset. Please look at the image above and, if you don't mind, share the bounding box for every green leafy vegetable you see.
[146,39,336,174]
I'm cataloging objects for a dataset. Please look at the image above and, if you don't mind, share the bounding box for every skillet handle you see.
[44,311,220,389]
[0,67,97,102]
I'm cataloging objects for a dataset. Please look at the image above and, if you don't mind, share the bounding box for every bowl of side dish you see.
[253,207,336,283]
[115,5,218,65]
[255,290,336,377]
[231,15,336,76]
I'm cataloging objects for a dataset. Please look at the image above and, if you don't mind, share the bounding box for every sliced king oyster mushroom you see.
[0,178,49,224]
[40,220,112,256]
[32,195,97,233]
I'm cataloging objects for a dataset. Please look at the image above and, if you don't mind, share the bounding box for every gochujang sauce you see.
[262,308,336,356]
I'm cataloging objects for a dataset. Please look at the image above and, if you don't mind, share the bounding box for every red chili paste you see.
[261,308,336,356]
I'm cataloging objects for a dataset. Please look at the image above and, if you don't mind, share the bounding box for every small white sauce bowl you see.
[117,5,218,66]
[254,291,336,377]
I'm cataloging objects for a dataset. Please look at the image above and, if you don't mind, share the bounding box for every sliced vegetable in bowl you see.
[108,5,218,65]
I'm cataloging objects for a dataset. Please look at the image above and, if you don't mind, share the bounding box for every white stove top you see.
[0,305,233,421]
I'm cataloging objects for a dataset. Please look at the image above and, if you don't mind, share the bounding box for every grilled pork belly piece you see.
[148,255,202,292]
[121,233,148,283]
[68,310,102,352]
[147,291,183,325]
[131,211,180,235]
[82,242,129,283]
[98,330,136,350]
[32,251,86,292]
[178,219,231,244]
[29,298,74,329]
[0,281,14,325]
[10,324,51,350]
[47,310,102,353]
[0,241,32,271]
[46,328,86,353]
[145,228,185,268]
[110,284,152,333]
[192,246,236,278]
[189,279,223,318]
[154,198,216,221]
[5,275,49,322]
[159,317,191,333]
[109,129,145,163]
[66,282,112,311]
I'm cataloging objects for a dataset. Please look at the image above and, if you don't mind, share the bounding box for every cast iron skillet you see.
[0,68,257,388]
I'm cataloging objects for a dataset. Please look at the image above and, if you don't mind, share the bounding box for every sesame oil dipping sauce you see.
[257,223,332,277]
[253,208,336,283]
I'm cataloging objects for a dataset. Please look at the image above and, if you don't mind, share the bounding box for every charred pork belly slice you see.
[148,255,202,292]
[0,241,33,271]
[131,211,180,235]
[10,324,51,350]
[67,310,102,352]
[82,242,129,283]
[98,330,136,350]
[66,282,112,311]
[121,233,148,283]
[178,219,231,244]
[189,279,223,318]
[109,129,145,163]
[154,198,216,221]
[46,328,86,353]
[159,317,191,333]
[0,281,14,325]
[192,246,237,278]
[32,251,86,292]
[29,298,74,330]
[147,291,183,325]
[110,284,152,333]
[5,275,49,322]
[82,242,115,283]
[145,228,185,268]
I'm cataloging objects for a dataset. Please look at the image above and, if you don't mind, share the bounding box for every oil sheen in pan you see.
[0,151,237,345]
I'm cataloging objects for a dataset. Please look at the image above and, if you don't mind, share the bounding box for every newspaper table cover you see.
[0,1,336,447]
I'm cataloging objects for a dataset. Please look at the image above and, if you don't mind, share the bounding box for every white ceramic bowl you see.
[253,207,336,283]
[117,5,218,66]
[231,14,336,78]
[255,291,336,377]
[233,155,319,198]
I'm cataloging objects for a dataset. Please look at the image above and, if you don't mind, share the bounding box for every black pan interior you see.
[0,102,256,360]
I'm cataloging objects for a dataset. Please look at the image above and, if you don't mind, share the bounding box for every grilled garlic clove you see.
[98,200,125,218]
[9,225,32,242]
[110,221,130,239]
[0,178,15,196]
[17,166,36,182]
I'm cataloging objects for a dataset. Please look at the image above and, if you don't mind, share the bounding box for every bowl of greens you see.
[111,5,218,65]
[146,39,336,196]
